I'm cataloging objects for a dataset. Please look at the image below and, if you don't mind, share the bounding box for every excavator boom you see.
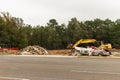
[72,39,96,48]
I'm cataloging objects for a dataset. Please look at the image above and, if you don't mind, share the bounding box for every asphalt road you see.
[0,55,120,80]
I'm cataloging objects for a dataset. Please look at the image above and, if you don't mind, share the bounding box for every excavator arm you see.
[72,39,96,48]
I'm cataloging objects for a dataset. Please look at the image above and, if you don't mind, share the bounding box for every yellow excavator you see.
[72,39,112,50]
[68,39,112,56]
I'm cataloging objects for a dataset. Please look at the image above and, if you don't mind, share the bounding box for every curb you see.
[1,55,120,59]
[0,77,29,80]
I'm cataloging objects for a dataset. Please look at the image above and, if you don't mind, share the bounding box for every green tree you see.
[110,19,120,48]
[67,18,82,44]
[0,12,25,48]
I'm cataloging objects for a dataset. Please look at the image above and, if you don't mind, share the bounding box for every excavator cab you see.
[99,41,112,51]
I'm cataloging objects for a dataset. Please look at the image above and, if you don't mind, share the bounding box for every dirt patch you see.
[0,50,18,55]
[48,49,71,56]
[0,47,120,57]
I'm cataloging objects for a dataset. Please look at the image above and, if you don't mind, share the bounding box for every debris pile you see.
[112,52,120,56]
[19,45,49,55]
[70,47,112,56]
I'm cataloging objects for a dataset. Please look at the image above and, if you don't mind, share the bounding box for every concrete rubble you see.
[70,47,112,56]
[18,45,49,55]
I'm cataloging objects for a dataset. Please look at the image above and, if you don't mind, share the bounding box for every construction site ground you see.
[48,49,71,56]
[46,48,120,59]
[0,48,120,59]
[48,48,120,55]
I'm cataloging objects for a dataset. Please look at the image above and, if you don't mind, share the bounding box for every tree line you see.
[0,12,120,49]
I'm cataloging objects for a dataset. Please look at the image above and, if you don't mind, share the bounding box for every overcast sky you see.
[0,0,120,26]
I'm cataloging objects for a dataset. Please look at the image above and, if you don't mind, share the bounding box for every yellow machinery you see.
[69,39,112,56]
[72,39,112,50]
[99,41,112,50]
[72,39,96,48]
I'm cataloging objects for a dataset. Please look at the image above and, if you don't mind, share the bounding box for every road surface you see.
[0,55,120,80]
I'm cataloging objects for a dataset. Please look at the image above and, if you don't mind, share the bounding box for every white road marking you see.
[71,70,120,75]
[0,77,30,80]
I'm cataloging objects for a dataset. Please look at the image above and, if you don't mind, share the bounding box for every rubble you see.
[70,47,112,56]
[18,45,49,55]
[112,52,120,56]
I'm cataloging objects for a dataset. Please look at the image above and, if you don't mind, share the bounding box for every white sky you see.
[0,0,120,26]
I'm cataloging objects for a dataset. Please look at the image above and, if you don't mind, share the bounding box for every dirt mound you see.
[18,45,49,55]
